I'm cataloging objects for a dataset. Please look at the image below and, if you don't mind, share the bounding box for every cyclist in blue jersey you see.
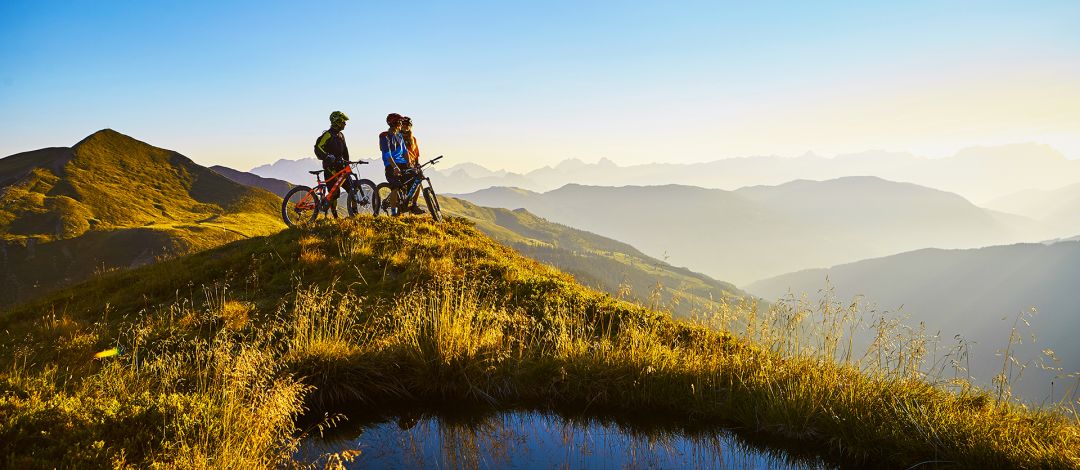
[380,113,424,214]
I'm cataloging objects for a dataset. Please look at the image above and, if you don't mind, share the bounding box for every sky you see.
[1,0,1078,172]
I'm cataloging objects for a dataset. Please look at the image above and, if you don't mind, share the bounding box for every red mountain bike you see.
[281,160,378,227]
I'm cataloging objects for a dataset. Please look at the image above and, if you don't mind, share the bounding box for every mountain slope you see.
[439,196,751,316]
[0,129,284,305]
[452,178,1038,284]
[747,240,1080,402]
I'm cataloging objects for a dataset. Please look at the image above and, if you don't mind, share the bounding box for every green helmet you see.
[329,111,349,124]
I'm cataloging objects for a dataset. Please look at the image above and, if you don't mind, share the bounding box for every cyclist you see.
[380,113,424,214]
[400,116,424,212]
[314,111,351,218]
[402,116,420,167]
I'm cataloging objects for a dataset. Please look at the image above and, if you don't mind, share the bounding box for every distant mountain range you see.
[985,182,1080,235]
[252,143,1079,203]
[0,129,284,306]
[748,239,1080,403]
[451,178,1046,285]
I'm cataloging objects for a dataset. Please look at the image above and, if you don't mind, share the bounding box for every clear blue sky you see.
[1,0,1078,171]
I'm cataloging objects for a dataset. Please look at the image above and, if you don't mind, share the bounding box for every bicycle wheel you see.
[281,185,319,227]
[375,183,399,216]
[348,178,378,216]
[423,187,442,222]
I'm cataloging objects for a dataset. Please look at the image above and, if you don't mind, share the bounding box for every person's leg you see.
[384,167,402,215]
[324,169,339,218]
[407,180,424,214]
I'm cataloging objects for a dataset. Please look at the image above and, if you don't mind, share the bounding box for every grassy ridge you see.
[1,217,1078,468]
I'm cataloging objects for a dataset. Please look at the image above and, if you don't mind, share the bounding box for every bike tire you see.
[281,185,319,228]
[348,178,379,217]
[423,187,442,222]
[375,183,399,216]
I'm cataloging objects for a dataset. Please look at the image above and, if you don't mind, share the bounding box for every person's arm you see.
[341,135,350,163]
[411,136,421,167]
[380,133,391,167]
[314,131,331,161]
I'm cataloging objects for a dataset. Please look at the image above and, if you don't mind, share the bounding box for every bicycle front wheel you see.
[423,187,442,222]
[282,185,319,228]
[348,179,378,216]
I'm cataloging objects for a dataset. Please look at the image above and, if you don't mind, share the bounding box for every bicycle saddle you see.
[308,170,322,175]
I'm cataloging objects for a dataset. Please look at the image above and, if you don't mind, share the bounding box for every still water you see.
[298,410,831,469]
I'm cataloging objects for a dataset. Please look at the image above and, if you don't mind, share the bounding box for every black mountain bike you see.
[375,156,444,221]
[281,160,378,227]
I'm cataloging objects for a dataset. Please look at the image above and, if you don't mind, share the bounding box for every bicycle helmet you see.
[330,111,350,124]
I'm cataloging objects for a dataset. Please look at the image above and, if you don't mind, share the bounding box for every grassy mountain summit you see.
[1,217,1076,468]
[0,129,284,305]
[207,164,750,316]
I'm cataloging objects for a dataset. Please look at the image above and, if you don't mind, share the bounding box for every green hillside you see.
[0,130,284,305]
[440,196,750,316]
[1,217,1076,468]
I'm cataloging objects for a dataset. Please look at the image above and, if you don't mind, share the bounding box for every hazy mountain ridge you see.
[0,129,285,305]
[439,196,751,316]
[986,181,1080,236]
[452,178,1044,285]
[211,165,293,198]
[747,239,1080,402]
[253,143,1079,202]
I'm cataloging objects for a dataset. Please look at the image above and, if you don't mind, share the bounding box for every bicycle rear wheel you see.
[281,185,319,227]
[423,187,442,222]
[348,179,378,216]
[375,183,399,216]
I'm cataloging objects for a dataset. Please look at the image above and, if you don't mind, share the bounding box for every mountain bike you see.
[375,156,443,221]
[281,159,378,227]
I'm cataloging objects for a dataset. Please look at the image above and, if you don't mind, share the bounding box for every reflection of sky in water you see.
[298,412,829,469]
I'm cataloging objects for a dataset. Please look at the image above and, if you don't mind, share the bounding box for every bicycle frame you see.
[294,164,357,211]
[386,156,442,214]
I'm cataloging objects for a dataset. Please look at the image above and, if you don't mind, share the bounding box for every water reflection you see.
[299,410,829,469]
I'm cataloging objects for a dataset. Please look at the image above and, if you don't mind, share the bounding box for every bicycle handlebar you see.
[419,155,444,168]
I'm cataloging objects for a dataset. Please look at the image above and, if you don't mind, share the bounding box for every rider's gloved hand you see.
[326,154,338,166]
